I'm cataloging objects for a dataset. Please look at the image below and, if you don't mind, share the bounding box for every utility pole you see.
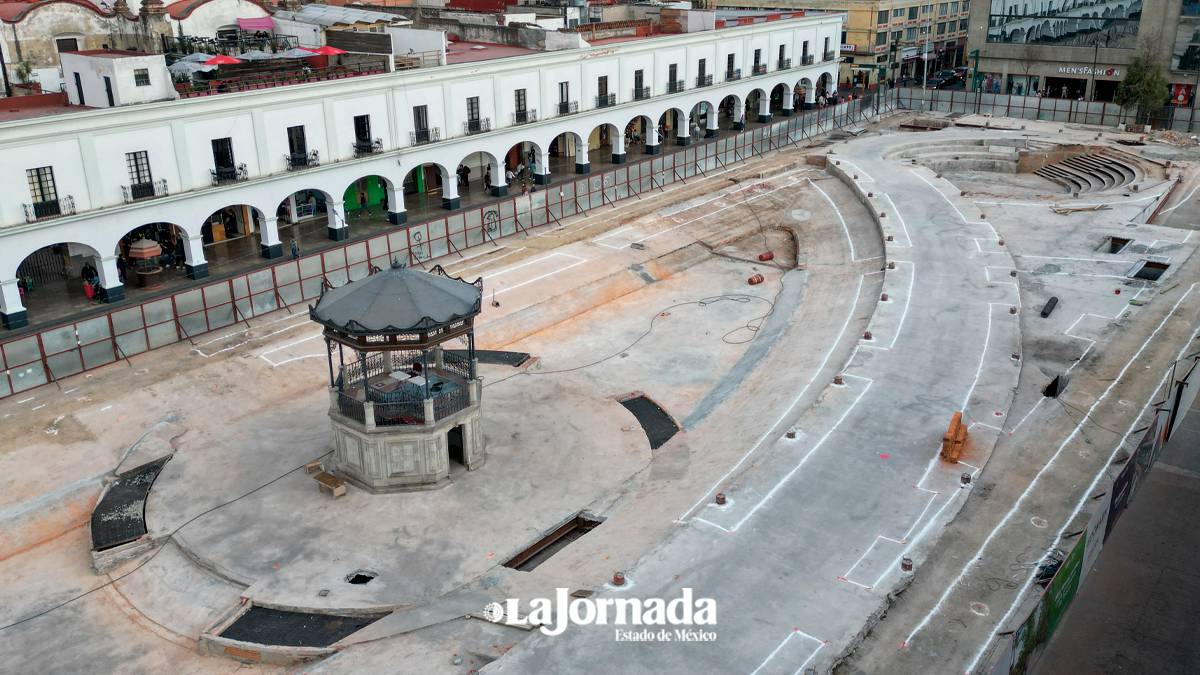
[921,19,931,110]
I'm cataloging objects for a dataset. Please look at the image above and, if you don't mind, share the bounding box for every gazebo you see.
[310,262,485,492]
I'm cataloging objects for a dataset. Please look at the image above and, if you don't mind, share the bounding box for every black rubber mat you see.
[90,456,171,552]
[445,349,530,367]
[619,395,679,450]
[220,606,382,648]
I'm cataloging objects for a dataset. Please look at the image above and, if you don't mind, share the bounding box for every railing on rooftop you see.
[122,179,168,203]
[464,118,492,135]
[210,164,248,186]
[23,196,74,223]
[162,33,299,58]
[595,93,616,108]
[354,138,383,157]
[175,66,387,99]
[285,150,320,171]
[513,109,538,125]
[410,128,440,146]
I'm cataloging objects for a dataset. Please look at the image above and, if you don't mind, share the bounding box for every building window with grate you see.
[133,68,150,86]
[27,166,57,203]
[126,151,152,184]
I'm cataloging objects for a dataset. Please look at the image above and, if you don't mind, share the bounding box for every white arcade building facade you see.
[0,11,842,330]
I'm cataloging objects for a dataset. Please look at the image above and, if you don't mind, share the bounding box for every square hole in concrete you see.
[1130,261,1169,281]
[503,512,605,572]
[346,570,377,585]
[1099,236,1132,254]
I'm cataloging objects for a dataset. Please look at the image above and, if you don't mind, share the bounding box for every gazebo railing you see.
[442,351,472,379]
[335,386,470,427]
[373,398,426,426]
[433,387,469,421]
[337,391,367,425]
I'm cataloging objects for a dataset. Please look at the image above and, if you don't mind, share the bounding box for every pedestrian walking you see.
[290,238,300,259]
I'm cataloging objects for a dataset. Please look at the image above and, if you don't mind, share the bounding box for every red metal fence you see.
[0,91,894,400]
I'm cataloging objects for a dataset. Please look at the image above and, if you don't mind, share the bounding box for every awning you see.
[237,17,275,31]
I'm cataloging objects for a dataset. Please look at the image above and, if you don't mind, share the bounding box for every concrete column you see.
[780,91,795,117]
[675,109,692,146]
[611,131,626,164]
[327,201,348,241]
[385,182,406,224]
[183,234,209,279]
[534,148,552,185]
[757,94,772,123]
[705,110,720,137]
[469,377,480,404]
[260,216,283,259]
[286,194,299,223]
[644,123,661,155]
[488,159,508,197]
[423,397,435,424]
[363,400,376,430]
[96,256,124,303]
[732,99,746,131]
[433,345,443,369]
[0,278,27,329]
[441,172,461,209]
[574,143,590,174]
[804,85,816,109]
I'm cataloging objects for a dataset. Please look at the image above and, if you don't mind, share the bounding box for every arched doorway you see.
[746,88,769,123]
[12,241,113,326]
[658,108,689,146]
[688,101,718,138]
[795,78,814,110]
[202,204,272,265]
[770,83,793,116]
[501,141,544,191]
[457,151,503,197]
[548,131,588,174]
[718,94,745,130]
[625,115,658,156]
[115,222,191,290]
[587,123,623,165]
[403,162,456,210]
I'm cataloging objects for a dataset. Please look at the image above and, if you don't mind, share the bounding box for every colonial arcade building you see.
[0,10,842,330]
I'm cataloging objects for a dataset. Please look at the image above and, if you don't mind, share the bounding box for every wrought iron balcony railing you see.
[725,68,741,81]
[824,51,836,61]
[23,195,74,223]
[668,80,686,93]
[284,150,320,171]
[210,164,248,186]
[410,128,440,146]
[353,138,383,157]
[802,54,815,65]
[695,74,713,87]
[122,179,168,203]
[557,100,579,116]
[752,63,768,76]
[595,93,616,108]
[513,109,538,125]
[464,118,492,135]
[633,86,651,100]
[778,58,792,69]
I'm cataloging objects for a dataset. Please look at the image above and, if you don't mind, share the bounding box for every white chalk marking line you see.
[964,314,1200,673]
[975,194,1160,208]
[487,252,584,279]
[194,311,306,348]
[453,247,525,274]
[1006,397,1046,437]
[1157,182,1200,213]
[678,273,870,522]
[905,282,1199,650]
[833,159,875,182]
[750,629,827,675]
[1016,254,1133,264]
[808,177,863,262]
[657,167,811,218]
[881,194,914,248]
[910,169,995,232]
[193,314,312,358]
[490,258,589,297]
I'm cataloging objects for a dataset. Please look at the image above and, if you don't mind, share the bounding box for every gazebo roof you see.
[309,263,482,336]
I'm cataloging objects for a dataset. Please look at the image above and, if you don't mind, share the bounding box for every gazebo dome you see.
[309,263,482,336]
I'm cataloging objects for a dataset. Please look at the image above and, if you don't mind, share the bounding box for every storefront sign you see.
[1057,66,1120,77]
[841,43,855,52]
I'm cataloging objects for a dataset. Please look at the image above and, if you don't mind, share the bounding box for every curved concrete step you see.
[1064,156,1119,189]
[1035,166,1084,193]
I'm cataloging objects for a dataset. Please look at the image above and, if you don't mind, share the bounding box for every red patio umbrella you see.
[204,54,242,65]
[303,45,348,56]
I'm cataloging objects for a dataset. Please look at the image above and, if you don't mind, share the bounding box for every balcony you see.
[667,80,686,93]
[725,68,741,81]
[210,164,248,186]
[464,118,492,135]
[777,58,792,70]
[513,109,538,125]
[23,196,75,223]
[284,151,320,172]
[557,100,579,117]
[824,51,837,61]
[695,74,713,88]
[802,54,815,65]
[353,138,384,157]
[410,128,440,146]
[122,179,168,203]
[595,93,616,108]
[752,63,768,76]
[633,86,651,100]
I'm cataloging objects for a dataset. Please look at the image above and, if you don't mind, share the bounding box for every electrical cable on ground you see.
[0,449,332,633]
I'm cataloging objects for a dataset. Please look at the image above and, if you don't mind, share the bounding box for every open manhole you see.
[618,394,679,449]
[1043,374,1069,398]
[219,606,382,648]
[345,570,377,585]
[1129,260,1169,281]
[1098,236,1132,254]
[503,512,604,572]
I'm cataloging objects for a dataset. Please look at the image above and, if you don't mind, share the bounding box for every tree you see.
[1115,49,1169,123]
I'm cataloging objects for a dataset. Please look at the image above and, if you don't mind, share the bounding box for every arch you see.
[717,94,745,131]
[547,130,588,174]
[501,140,544,189]
[795,77,815,109]
[816,72,835,99]
[201,202,278,264]
[770,82,793,115]
[657,106,689,146]
[110,222,194,287]
[624,114,658,155]
[402,161,456,211]
[746,87,770,123]
[12,241,116,324]
[586,121,623,165]
[686,101,720,138]
[456,150,503,197]
[342,174,398,220]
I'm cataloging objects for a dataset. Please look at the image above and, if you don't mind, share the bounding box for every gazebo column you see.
[423,398,435,425]
[363,401,376,430]
[433,345,443,369]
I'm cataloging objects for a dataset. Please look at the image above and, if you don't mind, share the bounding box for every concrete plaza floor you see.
[4,109,1200,675]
